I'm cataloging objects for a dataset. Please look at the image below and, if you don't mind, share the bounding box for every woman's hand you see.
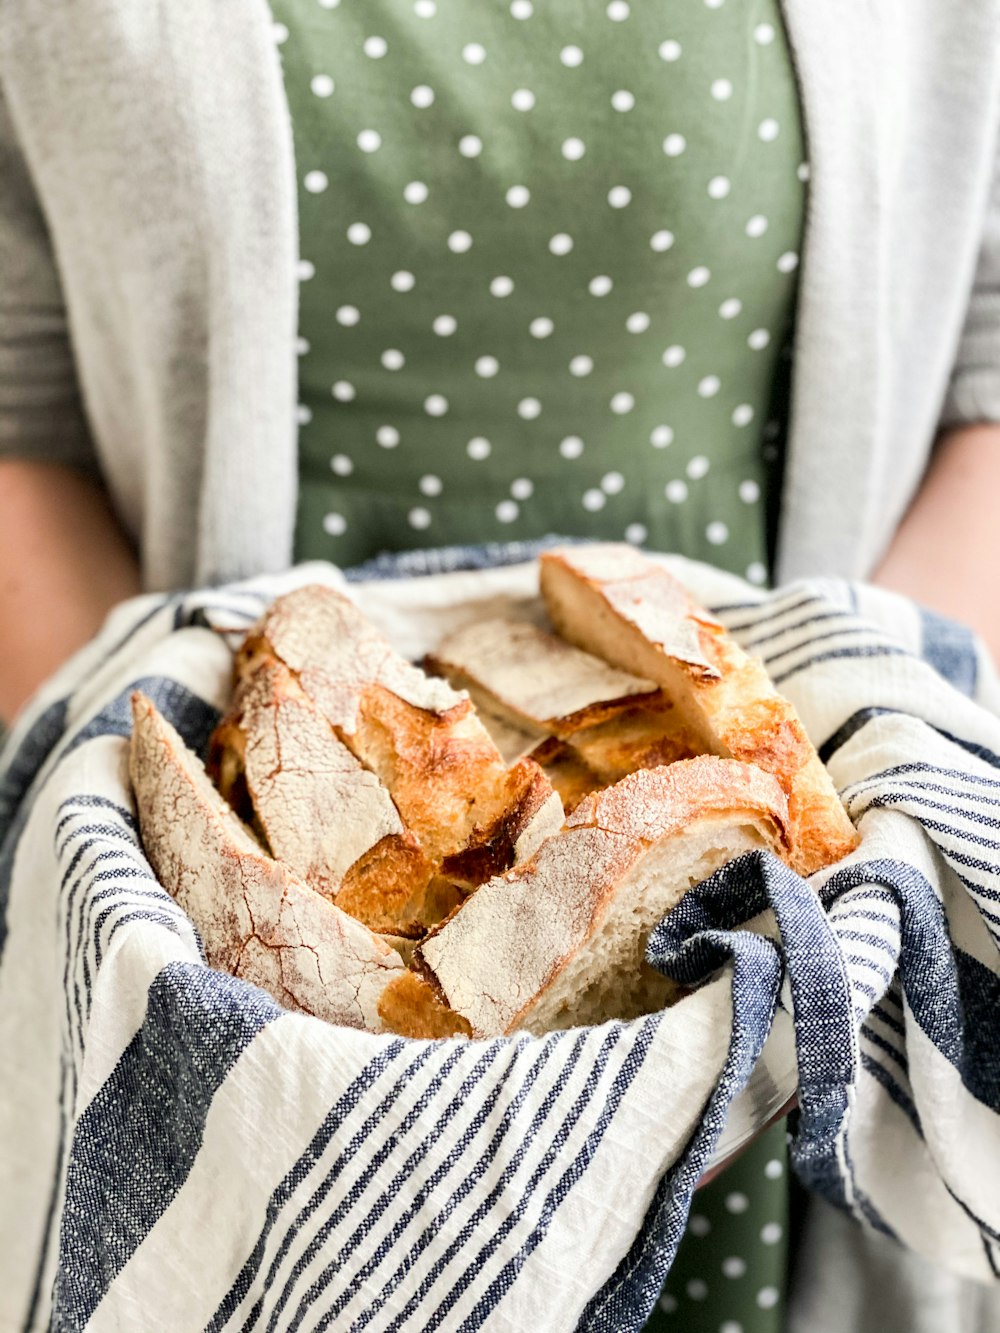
[872,422,1000,660]
[0,460,141,725]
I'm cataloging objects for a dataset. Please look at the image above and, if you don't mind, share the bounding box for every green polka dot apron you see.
[272,0,806,1327]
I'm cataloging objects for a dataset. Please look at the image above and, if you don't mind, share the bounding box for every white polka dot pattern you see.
[281,0,806,580]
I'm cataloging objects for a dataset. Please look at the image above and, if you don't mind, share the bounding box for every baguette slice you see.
[540,545,859,876]
[130,692,404,1029]
[426,617,659,737]
[237,585,562,877]
[427,617,703,783]
[208,659,450,936]
[378,756,789,1039]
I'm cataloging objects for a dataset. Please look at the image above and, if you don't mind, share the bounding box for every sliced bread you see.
[236,586,562,880]
[130,692,404,1029]
[378,756,789,1039]
[428,616,704,784]
[208,659,448,935]
[539,545,859,876]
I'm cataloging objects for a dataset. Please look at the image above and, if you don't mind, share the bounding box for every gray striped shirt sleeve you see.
[0,82,95,472]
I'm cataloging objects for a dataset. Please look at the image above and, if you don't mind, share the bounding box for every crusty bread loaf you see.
[539,545,859,876]
[427,616,704,785]
[208,659,455,936]
[133,556,857,1041]
[129,693,404,1029]
[378,756,789,1038]
[236,586,563,883]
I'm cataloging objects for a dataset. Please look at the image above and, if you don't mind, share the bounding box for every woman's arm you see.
[872,423,1000,661]
[0,460,141,725]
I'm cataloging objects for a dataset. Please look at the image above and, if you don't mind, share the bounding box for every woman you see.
[2,3,999,1330]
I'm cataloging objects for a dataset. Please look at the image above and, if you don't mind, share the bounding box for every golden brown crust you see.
[540,546,860,876]
[348,684,515,865]
[129,692,404,1030]
[528,738,603,814]
[439,756,557,887]
[407,756,789,1038]
[239,585,562,900]
[212,657,443,936]
[376,969,472,1040]
[333,833,453,936]
[554,697,704,784]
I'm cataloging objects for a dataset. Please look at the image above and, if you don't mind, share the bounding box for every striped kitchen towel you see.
[2,547,999,1332]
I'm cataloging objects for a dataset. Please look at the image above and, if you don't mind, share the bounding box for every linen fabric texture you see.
[3,547,1000,1331]
[1,3,1000,590]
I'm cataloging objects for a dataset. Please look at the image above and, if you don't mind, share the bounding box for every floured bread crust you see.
[543,544,723,678]
[209,660,445,936]
[540,545,859,876]
[130,693,404,1030]
[235,585,562,891]
[427,618,659,733]
[379,756,789,1038]
[428,616,706,786]
[239,583,463,731]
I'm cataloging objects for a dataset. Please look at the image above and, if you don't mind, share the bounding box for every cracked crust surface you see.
[217,659,442,934]
[130,692,404,1029]
[238,584,463,733]
[540,545,860,876]
[238,584,563,890]
[393,756,789,1039]
[427,618,658,733]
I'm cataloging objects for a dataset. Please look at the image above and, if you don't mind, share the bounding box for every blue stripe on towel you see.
[52,963,281,1327]
[461,1022,657,1333]
[210,1040,414,1331]
[426,1026,631,1333]
[585,858,786,1330]
[366,1035,572,1333]
[771,644,910,688]
[257,1044,477,1331]
[304,1042,531,1329]
[920,606,978,698]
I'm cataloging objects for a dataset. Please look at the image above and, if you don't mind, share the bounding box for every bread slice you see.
[539,545,859,876]
[236,585,563,881]
[208,659,451,936]
[427,616,704,784]
[129,692,404,1029]
[378,756,789,1039]
[426,617,660,737]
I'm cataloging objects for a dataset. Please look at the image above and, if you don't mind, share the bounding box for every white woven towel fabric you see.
[2,548,1000,1333]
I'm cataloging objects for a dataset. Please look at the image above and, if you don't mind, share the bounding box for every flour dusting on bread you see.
[131,551,858,1039]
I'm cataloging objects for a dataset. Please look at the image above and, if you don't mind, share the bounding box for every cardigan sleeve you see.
[0,81,95,471]
[941,130,1000,428]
